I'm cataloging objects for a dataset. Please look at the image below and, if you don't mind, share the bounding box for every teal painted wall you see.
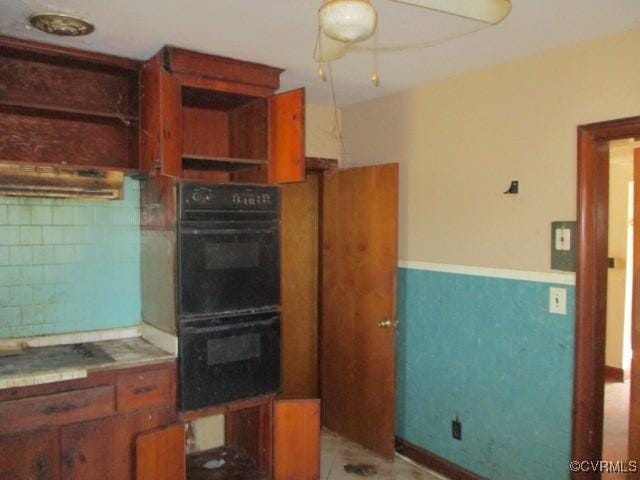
[396,267,575,480]
[0,179,141,337]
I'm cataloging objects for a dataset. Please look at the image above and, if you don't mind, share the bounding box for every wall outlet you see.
[549,287,567,315]
[452,419,462,440]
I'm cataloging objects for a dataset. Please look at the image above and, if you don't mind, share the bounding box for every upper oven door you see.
[178,221,280,318]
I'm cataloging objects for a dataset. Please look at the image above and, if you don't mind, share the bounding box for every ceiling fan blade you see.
[314,30,349,62]
[389,0,511,24]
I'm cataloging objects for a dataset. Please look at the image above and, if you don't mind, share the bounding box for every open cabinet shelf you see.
[182,154,267,172]
[0,37,140,171]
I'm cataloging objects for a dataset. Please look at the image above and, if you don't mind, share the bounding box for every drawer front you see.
[116,368,172,413]
[0,385,115,434]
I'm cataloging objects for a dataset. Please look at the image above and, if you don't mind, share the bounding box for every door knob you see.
[377,319,392,328]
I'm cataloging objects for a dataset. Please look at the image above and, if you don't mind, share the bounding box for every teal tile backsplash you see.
[0,178,141,338]
[396,267,575,480]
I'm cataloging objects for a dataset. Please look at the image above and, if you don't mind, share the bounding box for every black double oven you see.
[177,183,281,411]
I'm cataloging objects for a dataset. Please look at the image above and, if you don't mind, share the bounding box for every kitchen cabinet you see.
[274,399,320,480]
[0,428,58,479]
[0,36,140,172]
[141,46,305,184]
[0,361,178,480]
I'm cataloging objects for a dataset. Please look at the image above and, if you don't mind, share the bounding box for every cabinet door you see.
[141,56,182,177]
[136,423,185,480]
[268,88,305,184]
[274,399,320,480]
[0,429,58,480]
[60,409,172,480]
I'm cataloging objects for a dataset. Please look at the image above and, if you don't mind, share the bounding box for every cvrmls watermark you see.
[569,460,638,473]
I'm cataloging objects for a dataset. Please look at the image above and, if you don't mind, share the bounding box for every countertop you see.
[0,337,175,390]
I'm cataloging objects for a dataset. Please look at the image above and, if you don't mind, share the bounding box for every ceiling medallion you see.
[29,13,95,37]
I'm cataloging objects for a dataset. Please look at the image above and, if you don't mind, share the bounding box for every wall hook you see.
[504,180,519,194]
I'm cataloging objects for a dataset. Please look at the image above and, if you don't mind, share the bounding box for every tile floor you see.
[602,379,631,480]
[320,430,449,480]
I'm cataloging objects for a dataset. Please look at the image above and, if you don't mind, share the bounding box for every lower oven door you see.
[179,313,281,411]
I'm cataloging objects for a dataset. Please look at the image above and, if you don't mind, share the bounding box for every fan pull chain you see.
[371,25,380,87]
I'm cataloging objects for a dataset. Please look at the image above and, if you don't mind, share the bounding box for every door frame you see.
[573,115,640,477]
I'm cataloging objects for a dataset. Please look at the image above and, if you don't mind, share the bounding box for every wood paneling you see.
[0,111,132,168]
[0,429,59,480]
[140,54,182,176]
[573,116,640,479]
[268,88,305,184]
[165,47,282,91]
[274,399,320,480]
[280,174,319,399]
[182,106,229,158]
[226,401,273,472]
[0,385,115,434]
[321,163,399,459]
[229,98,268,160]
[136,423,186,480]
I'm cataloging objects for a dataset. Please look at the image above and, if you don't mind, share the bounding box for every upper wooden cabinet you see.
[141,46,305,184]
[0,36,140,172]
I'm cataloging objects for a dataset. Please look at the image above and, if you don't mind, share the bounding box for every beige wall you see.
[606,156,633,369]
[341,27,640,272]
[306,103,342,161]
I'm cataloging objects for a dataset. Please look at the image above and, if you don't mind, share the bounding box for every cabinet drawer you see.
[116,368,172,413]
[0,385,115,434]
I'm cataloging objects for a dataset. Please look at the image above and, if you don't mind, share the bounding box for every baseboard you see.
[604,365,625,383]
[395,436,486,480]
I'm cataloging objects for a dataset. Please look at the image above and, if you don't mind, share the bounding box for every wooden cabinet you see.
[141,47,305,184]
[0,36,140,172]
[274,400,320,480]
[0,429,58,480]
[0,361,178,480]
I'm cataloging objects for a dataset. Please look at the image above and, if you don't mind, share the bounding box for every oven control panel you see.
[180,183,280,213]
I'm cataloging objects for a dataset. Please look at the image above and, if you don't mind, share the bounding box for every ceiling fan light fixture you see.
[319,0,377,43]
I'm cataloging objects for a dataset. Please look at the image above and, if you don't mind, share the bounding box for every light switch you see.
[555,228,571,251]
[549,287,567,315]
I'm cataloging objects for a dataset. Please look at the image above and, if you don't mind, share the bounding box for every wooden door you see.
[136,423,186,480]
[268,88,305,184]
[0,429,58,480]
[630,148,640,472]
[274,399,321,480]
[280,174,320,399]
[321,163,399,459]
[141,55,182,177]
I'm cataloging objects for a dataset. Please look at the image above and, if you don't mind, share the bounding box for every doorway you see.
[574,116,640,480]
[602,139,636,476]
[279,160,400,460]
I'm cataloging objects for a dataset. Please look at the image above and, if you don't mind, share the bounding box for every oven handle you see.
[181,317,280,335]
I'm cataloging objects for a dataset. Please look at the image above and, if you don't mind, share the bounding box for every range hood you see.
[0,163,124,200]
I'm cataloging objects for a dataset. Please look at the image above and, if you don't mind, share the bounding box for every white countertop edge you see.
[0,368,88,390]
[0,326,142,351]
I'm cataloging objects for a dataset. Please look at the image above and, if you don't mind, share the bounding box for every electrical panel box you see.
[551,221,576,271]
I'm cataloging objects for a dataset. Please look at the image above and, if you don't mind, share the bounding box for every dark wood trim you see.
[395,437,486,480]
[0,35,140,70]
[604,365,625,383]
[306,157,338,172]
[574,115,640,479]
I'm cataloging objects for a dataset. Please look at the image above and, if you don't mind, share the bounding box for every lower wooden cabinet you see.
[0,428,58,480]
[0,362,178,480]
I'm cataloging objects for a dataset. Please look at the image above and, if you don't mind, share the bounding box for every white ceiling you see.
[1,0,640,106]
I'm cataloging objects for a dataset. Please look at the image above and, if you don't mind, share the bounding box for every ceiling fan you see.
[314,0,512,63]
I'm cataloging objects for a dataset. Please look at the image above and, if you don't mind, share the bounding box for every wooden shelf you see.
[179,394,274,422]
[182,154,267,172]
[0,100,137,125]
